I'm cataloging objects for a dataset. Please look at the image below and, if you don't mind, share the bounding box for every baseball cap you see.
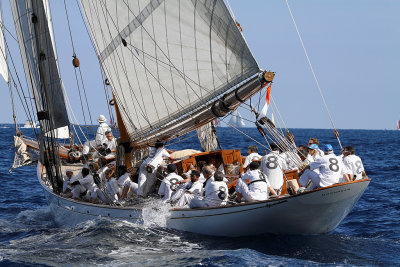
[308,144,318,150]
[323,144,333,152]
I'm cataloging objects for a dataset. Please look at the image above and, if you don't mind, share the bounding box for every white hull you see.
[39,166,369,236]
[168,180,369,236]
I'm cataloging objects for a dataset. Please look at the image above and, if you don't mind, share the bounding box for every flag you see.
[259,83,271,119]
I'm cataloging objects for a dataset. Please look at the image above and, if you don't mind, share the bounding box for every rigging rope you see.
[2,33,39,138]
[64,0,93,126]
[285,0,343,150]
[222,117,271,151]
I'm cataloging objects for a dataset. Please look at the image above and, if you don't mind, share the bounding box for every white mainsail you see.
[0,3,9,83]
[80,0,261,145]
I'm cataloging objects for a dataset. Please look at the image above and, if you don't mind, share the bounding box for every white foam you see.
[16,207,55,227]
[142,199,171,228]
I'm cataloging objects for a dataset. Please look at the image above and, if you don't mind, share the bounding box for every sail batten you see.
[80,0,260,144]
[99,0,164,63]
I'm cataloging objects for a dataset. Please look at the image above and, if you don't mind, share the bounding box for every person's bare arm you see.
[268,186,277,196]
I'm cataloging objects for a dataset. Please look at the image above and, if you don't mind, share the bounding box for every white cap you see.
[66,169,73,173]
[98,114,107,123]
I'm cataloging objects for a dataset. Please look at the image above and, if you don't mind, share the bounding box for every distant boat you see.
[397,120,400,130]
[22,121,38,129]
[229,110,245,127]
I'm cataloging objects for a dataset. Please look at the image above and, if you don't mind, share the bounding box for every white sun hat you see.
[98,114,107,123]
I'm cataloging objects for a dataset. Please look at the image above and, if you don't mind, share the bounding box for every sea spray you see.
[142,199,171,228]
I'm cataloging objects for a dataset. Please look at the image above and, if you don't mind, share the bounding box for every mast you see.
[10,0,70,193]
[113,94,133,168]
[79,0,274,148]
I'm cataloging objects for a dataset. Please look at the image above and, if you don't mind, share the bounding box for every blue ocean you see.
[0,125,399,266]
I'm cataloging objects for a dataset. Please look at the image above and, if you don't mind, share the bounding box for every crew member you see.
[299,145,351,189]
[243,145,262,170]
[190,171,228,208]
[82,115,111,155]
[100,131,117,159]
[138,140,172,197]
[158,164,183,202]
[236,161,277,202]
[175,170,203,207]
[261,143,287,195]
[308,144,321,163]
[342,146,366,180]
[308,137,324,157]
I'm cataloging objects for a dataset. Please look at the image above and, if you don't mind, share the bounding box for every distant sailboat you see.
[22,120,39,129]
[229,110,245,127]
[397,120,400,130]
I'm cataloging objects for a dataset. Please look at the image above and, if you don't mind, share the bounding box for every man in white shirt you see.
[158,164,183,202]
[82,115,111,155]
[342,146,366,180]
[117,165,138,199]
[261,143,287,195]
[62,169,75,194]
[169,173,191,204]
[92,168,119,204]
[96,115,112,146]
[299,144,351,189]
[175,170,203,207]
[308,137,324,157]
[196,161,208,183]
[307,144,321,163]
[138,140,172,197]
[100,131,117,159]
[70,168,95,201]
[243,145,262,170]
[236,162,277,202]
[190,171,228,208]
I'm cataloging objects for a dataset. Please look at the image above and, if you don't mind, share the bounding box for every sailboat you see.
[229,110,246,127]
[1,0,369,237]
[22,120,39,128]
[397,120,400,130]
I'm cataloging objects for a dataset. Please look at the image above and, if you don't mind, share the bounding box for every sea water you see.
[0,125,399,266]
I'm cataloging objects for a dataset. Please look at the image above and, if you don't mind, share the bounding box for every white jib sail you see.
[80,0,259,142]
[0,3,9,83]
[10,0,69,130]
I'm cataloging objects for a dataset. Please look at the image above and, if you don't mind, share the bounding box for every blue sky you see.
[0,0,399,129]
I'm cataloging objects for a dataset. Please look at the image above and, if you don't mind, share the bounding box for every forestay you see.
[80,0,260,144]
